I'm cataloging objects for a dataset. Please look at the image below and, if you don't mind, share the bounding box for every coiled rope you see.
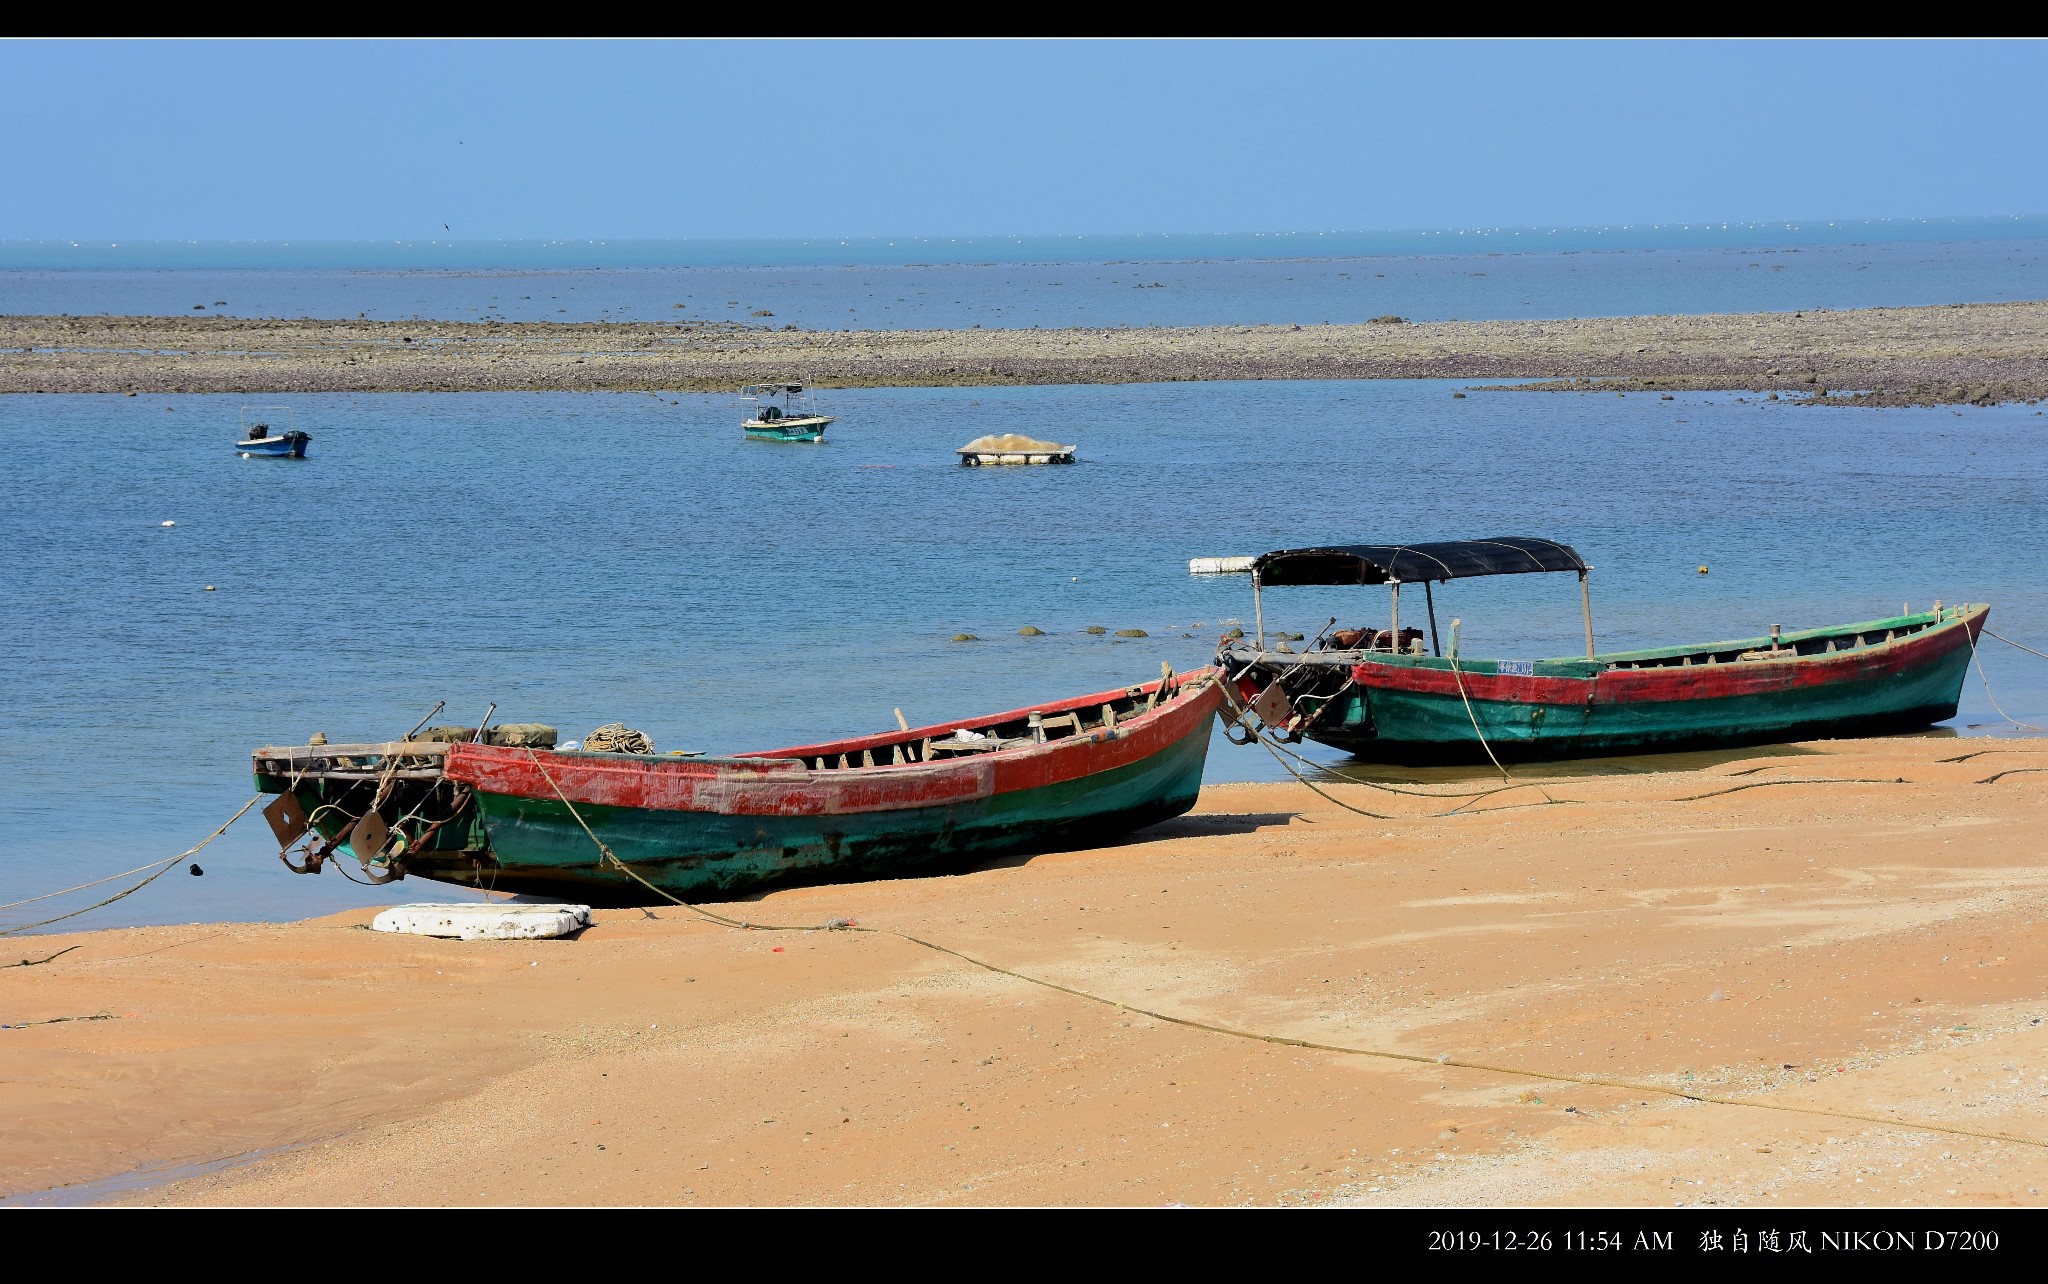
[517,752,2043,1152]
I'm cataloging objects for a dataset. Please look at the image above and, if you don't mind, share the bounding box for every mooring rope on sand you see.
[518,752,2045,1153]
[1216,678,1913,819]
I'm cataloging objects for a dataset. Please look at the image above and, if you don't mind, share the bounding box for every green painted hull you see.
[253,672,1222,905]
[1232,607,1985,765]
[431,721,1209,902]
[743,415,831,442]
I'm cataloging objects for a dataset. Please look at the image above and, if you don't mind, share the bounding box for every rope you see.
[1965,619,2046,733]
[0,1012,118,1030]
[1664,776,1904,802]
[518,757,2041,1151]
[1232,704,1531,801]
[0,796,261,938]
[583,723,654,755]
[4,946,79,968]
[1444,648,1515,785]
[0,855,209,913]
[522,750,838,931]
[1985,628,2048,664]
[1212,671,1540,802]
[1976,767,2048,785]
[883,936,2048,1151]
[1261,719,1523,819]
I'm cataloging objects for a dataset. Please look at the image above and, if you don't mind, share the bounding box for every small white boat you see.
[740,381,834,442]
[956,433,1076,466]
[235,406,311,458]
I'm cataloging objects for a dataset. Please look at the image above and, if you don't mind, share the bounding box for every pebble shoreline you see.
[5,301,2048,406]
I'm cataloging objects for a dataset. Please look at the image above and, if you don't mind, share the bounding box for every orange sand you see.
[4,736,2045,1207]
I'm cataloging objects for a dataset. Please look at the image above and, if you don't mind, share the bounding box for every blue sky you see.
[3,39,2044,241]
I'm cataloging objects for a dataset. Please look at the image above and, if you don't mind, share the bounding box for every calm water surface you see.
[7,238,2047,329]
[3,383,2044,930]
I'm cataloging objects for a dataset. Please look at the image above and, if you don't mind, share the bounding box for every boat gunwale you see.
[441,672,1216,784]
[442,671,1223,817]
[741,667,1216,761]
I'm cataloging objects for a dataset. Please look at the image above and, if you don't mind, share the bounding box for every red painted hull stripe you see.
[1346,613,1983,706]
[445,677,1223,818]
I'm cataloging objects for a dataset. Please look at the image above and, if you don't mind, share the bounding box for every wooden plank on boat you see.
[255,740,452,759]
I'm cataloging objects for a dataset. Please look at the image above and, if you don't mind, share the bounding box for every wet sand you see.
[6,301,2048,405]
[4,735,2045,1207]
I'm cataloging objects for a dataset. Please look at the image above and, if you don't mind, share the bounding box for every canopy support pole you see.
[1390,581,1401,651]
[1579,570,1596,660]
[1253,575,1265,654]
[1424,580,1442,657]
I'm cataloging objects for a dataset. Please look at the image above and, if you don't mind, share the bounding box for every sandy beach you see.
[5,734,2045,1207]
[6,301,2048,405]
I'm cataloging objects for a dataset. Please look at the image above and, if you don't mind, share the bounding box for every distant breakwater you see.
[6,302,2048,407]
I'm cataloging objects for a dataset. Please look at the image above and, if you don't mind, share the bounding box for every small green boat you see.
[1219,537,1989,764]
[740,380,833,442]
[251,668,1221,904]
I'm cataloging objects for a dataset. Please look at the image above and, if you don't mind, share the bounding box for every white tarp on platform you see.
[372,903,593,941]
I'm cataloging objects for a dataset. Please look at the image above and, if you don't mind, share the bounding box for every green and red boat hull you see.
[256,671,1223,904]
[1226,606,1986,764]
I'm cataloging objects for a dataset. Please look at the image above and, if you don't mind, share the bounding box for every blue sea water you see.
[4,217,2048,329]
[2,382,2045,933]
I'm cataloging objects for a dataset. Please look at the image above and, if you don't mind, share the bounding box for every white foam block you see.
[372,902,593,941]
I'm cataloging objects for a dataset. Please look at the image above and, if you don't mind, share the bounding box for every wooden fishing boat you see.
[739,380,834,442]
[234,406,310,458]
[1218,537,1988,764]
[251,667,1221,903]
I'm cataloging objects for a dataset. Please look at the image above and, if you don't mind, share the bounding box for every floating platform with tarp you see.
[956,434,1076,465]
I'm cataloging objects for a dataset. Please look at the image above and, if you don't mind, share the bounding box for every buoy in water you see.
[204,585,216,591]
[1697,565,1709,575]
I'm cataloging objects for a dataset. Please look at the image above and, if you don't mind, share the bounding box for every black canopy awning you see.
[1252,538,1588,586]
